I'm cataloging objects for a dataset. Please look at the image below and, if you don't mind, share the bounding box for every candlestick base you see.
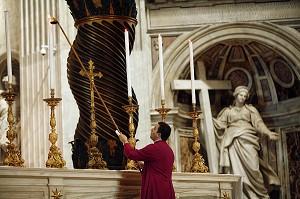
[187,104,208,173]
[86,134,108,170]
[2,84,25,167]
[87,147,108,169]
[44,89,66,168]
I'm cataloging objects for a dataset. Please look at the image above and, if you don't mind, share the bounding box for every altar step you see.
[0,167,242,199]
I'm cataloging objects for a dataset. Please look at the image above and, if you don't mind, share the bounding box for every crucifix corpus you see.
[171,61,232,174]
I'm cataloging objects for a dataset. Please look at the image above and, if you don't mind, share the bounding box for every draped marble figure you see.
[213,86,280,199]
[0,90,9,150]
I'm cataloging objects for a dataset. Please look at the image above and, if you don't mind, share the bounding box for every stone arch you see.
[0,50,20,163]
[0,50,20,91]
[0,50,20,118]
[151,22,300,108]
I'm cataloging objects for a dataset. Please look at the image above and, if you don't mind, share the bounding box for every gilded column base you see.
[126,135,138,170]
[46,144,66,168]
[87,146,108,170]
[190,153,209,173]
[3,143,25,167]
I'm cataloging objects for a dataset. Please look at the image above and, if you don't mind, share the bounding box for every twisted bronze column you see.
[66,0,138,169]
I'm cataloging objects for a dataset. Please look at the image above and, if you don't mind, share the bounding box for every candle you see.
[4,11,12,84]
[125,29,132,97]
[189,40,196,104]
[48,15,55,90]
[158,34,165,100]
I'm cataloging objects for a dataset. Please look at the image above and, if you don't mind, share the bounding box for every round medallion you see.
[270,59,294,88]
[224,67,252,91]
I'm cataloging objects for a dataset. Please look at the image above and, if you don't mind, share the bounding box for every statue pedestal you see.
[0,166,242,198]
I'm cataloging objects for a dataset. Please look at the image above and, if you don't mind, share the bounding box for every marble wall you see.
[1,4,299,199]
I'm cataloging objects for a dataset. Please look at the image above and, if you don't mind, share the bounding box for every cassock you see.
[124,140,175,199]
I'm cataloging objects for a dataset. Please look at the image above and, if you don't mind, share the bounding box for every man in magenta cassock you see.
[118,122,175,199]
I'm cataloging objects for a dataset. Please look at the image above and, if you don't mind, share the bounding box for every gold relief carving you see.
[222,192,230,199]
[180,136,194,172]
[52,188,63,199]
[108,140,117,156]
[2,84,25,167]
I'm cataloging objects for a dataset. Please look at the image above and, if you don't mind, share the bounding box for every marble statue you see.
[0,90,9,150]
[213,86,280,199]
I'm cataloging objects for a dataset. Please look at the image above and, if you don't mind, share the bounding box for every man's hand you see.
[269,132,280,141]
[117,131,128,144]
[136,161,144,170]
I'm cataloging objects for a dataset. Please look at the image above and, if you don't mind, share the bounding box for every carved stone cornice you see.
[146,0,291,9]
[146,1,300,32]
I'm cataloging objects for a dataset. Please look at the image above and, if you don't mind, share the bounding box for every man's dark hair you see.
[158,122,171,141]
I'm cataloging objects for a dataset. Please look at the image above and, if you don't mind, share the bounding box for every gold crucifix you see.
[80,60,103,120]
[80,59,107,169]
[80,59,103,80]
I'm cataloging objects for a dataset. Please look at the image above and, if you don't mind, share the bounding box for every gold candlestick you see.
[188,103,208,173]
[155,100,176,171]
[2,83,25,167]
[123,96,139,170]
[43,89,66,168]
[155,99,171,122]
[81,60,107,169]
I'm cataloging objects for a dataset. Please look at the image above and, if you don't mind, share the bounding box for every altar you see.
[0,167,242,199]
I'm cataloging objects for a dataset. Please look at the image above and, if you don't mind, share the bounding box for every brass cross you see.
[79,59,103,80]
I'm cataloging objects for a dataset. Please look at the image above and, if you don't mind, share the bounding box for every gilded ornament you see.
[44,89,66,168]
[52,188,63,199]
[123,96,139,170]
[2,84,25,167]
[188,104,209,173]
[82,60,107,170]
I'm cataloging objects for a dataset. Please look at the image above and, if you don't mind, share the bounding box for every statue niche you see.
[66,0,139,169]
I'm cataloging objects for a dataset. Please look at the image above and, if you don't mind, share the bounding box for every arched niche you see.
[0,51,20,92]
[150,22,300,174]
[0,51,21,163]
[151,22,300,109]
